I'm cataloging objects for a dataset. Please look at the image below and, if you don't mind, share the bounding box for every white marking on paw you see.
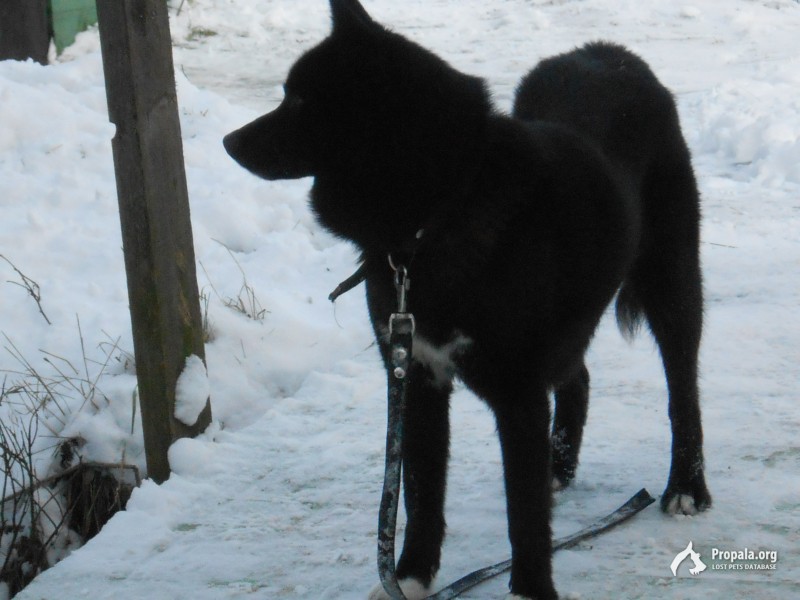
[666,494,699,516]
[505,595,534,600]
[368,578,431,600]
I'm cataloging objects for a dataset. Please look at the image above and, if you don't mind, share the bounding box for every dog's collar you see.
[328,228,425,303]
[388,228,425,272]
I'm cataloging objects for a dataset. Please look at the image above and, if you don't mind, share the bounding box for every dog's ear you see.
[330,0,376,32]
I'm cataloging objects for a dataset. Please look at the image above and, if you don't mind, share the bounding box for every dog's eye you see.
[282,83,302,99]
[282,87,305,108]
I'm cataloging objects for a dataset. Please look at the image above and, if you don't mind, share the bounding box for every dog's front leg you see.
[369,361,452,600]
[551,363,590,490]
[396,361,452,591]
[493,390,558,600]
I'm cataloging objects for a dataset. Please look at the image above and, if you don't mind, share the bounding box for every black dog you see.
[223,1,711,598]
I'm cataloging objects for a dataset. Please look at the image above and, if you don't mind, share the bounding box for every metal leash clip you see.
[387,256,414,380]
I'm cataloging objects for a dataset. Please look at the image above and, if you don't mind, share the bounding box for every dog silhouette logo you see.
[671,541,707,576]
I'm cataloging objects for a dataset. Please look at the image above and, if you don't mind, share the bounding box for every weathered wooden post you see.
[97,0,211,484]
[0,0,49,64]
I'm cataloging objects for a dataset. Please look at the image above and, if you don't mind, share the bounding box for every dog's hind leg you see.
[492,387,558,600]
[649,286,711,515]
[395,362,452,592]
[628,158,712,515]
[640,273,711,515]
[551,362,589,490]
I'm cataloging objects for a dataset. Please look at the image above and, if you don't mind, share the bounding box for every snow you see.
[1,0,798,599]
[174,354,210,426]
[368,578,431,600]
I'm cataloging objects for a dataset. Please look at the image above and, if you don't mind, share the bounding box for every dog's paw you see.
[368,578,431,600]
[550,453,577,492]
[505,587,559,599]
[664,493,701,516]
[661,483,712,516]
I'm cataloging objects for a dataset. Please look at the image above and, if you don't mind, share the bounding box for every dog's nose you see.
[222,131,240,159]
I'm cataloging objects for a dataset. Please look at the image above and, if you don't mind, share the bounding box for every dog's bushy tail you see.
[615,281,645,342]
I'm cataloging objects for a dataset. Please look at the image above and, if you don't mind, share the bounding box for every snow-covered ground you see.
[2,1,798,598]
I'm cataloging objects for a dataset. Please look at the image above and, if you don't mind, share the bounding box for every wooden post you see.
[97,0,211,484]
[0,0,49,64]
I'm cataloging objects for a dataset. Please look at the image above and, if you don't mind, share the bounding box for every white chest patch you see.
[412,332,472,387]
[379,326,472,387]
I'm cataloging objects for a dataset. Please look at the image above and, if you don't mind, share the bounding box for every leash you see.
[422,488,655,599]
[329,262,655,599]
[377,259,415,599]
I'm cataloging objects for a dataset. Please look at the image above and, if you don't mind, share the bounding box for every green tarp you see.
[49,0,97,54]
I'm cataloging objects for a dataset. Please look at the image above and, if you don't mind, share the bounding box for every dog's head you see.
[223,0,385,181]
[223,0,489,179]
[223,0,490,248]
